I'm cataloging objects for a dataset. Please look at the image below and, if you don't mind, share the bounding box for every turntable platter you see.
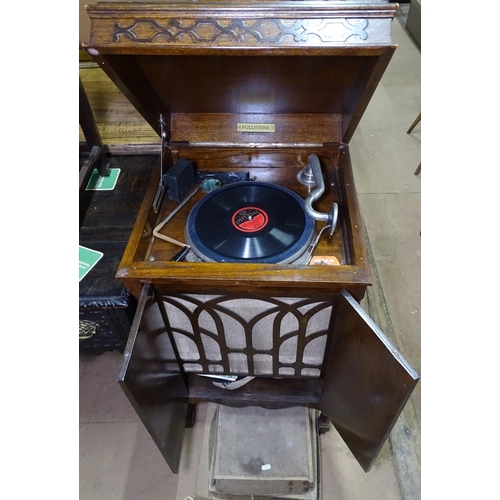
[186,182,315,263]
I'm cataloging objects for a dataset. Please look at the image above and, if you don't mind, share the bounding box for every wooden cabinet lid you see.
[84,1,397,144]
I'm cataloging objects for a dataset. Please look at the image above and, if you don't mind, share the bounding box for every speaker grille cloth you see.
[162,294,333,377]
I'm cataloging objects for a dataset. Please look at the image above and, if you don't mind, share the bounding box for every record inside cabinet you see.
[186,182,315,264]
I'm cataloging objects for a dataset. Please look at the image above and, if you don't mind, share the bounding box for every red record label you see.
[232,207,269,233]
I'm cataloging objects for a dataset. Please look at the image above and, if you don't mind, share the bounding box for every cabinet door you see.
[117,284,188,473]
[319,290,419,472]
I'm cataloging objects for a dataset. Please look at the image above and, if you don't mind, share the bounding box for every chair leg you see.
[414,162,421,176]
[407,113,421,134]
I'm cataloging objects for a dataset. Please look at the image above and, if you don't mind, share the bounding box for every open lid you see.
[84,1,397,145]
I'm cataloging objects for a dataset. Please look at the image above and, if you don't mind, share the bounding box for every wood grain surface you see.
[79,58,159,146]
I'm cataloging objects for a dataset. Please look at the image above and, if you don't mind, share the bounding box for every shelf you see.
[187,375,324,406]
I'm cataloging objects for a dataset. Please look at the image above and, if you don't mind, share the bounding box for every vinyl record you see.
[186,182,315,263]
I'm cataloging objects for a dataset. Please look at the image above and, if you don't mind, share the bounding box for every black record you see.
[185,182,315,263]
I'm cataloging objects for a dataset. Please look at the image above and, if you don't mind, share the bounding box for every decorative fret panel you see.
[111,18,368,45]
[111,18,369,45]
[160,294,335,377]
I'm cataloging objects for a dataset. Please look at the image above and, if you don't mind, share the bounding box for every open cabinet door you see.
[319,290,419,472]
[118,284,188,473]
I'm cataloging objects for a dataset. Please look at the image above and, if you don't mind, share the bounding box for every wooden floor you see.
[79,53,159,148]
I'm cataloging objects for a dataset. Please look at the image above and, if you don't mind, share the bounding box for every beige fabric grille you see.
[161,294,333,377]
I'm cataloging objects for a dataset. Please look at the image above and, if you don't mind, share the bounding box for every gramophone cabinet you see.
[84,0,419,474]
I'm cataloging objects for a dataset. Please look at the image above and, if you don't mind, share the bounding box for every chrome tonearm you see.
[298,154,338,237]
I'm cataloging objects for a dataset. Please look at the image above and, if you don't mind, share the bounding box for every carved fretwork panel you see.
[158,293,338,378]
[86,3,397,49]
[111,18,371,46]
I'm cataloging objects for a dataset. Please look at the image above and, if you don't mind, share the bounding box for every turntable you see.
[84,0,419,476]
[183,153,337,264]
[186,180,316,263]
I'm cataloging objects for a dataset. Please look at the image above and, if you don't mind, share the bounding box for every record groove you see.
[186,182,315,263]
